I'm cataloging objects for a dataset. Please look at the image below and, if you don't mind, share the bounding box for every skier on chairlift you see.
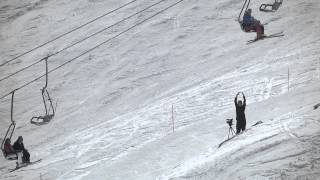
[243,8,265,39]
[4,138,16,156]
[13,136,30,163]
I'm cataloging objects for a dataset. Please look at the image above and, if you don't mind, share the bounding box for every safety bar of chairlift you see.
[40,89,55,117]
[46,89,55,115]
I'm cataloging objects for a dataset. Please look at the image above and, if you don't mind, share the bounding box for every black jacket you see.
[13,141,25,151]
[235,95,246,122]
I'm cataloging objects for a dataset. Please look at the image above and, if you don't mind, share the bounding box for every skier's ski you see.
[247,32,284,44]
[9,159,42,172]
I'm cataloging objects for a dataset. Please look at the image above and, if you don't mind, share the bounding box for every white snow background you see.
[0,0,320,179]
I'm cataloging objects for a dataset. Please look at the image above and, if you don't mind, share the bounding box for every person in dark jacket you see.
[3,138,16,156]
[234,92,246,134]
[13,136,30,163]
[242,9,265,39]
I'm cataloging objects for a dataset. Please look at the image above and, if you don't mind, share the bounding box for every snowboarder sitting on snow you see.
[242,8,265,39]
[3,138,17,157]
[13,136,30,163]
[234,92,246,134]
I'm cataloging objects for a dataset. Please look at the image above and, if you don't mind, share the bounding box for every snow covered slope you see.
[0,0,319,179]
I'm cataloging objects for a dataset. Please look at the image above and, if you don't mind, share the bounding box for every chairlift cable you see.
[0,0,139,67]
[0,0,186,101]
[0,0,169,83]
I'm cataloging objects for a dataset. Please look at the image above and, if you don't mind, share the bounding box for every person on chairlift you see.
[13,136,30,163]
[242,8,265,39]
[3,138,16,156]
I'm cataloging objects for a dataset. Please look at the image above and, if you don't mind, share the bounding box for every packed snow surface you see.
[0,0,319,179]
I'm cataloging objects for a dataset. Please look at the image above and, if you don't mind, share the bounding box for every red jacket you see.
[3,143,15,154]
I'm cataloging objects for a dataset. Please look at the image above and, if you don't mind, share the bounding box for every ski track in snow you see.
[0,0,320,179]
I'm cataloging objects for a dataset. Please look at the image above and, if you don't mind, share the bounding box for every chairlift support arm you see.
[1,91,16,150]
[42,57,50,116]
[30,56,55,125]
[44,57,48,89]
[238,0,250,23]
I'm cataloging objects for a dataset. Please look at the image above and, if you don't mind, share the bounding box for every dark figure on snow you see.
[3,138,16,156]
[13,136,30,163]
[242,9,265,39]
[235,92,246,134]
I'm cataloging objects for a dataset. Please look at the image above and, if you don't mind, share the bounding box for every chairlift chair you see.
[260,0,283,12]
[30,57,56,126]
[1,91,18,160]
